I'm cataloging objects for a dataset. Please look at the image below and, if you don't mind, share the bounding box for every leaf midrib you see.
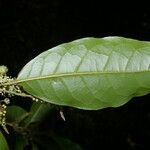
[16,70,150,84]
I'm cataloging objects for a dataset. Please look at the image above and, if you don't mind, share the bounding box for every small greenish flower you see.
[0,66,8,76]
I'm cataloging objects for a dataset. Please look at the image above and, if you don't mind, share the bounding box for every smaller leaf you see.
[32,134,82,150]
[15,135,28,150]
[31,143,39,150]
[25,102,54,126]
[0,131,9,150]
[6,106,27,123]
[53,137,82,150]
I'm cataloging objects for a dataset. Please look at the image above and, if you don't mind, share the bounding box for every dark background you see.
[0,1,150,149]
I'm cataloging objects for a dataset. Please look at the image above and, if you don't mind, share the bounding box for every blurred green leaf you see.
[31,143,39,150]
[15,135,28,150]
[53,137,82,150]
[25,102,54,126]
[32,133,82,150]
[6,106,27,123]
[0,131,9,150]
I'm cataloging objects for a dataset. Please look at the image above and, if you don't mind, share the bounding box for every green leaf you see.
[32,134,82,150]
[14,135,28,150]
[0,132,9,150]
[6,106,27,123]
[32,143,39,150]
[53,137,82,150]
[25,102,53,125]
[17,37,150,110]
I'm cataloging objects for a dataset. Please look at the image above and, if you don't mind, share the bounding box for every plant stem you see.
[0,89,33,99]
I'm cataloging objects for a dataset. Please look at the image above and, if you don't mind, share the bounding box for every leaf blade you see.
[6,106,27,123]
[25,102,54,126]
[0,132,9,150]
[17,37,150,110]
